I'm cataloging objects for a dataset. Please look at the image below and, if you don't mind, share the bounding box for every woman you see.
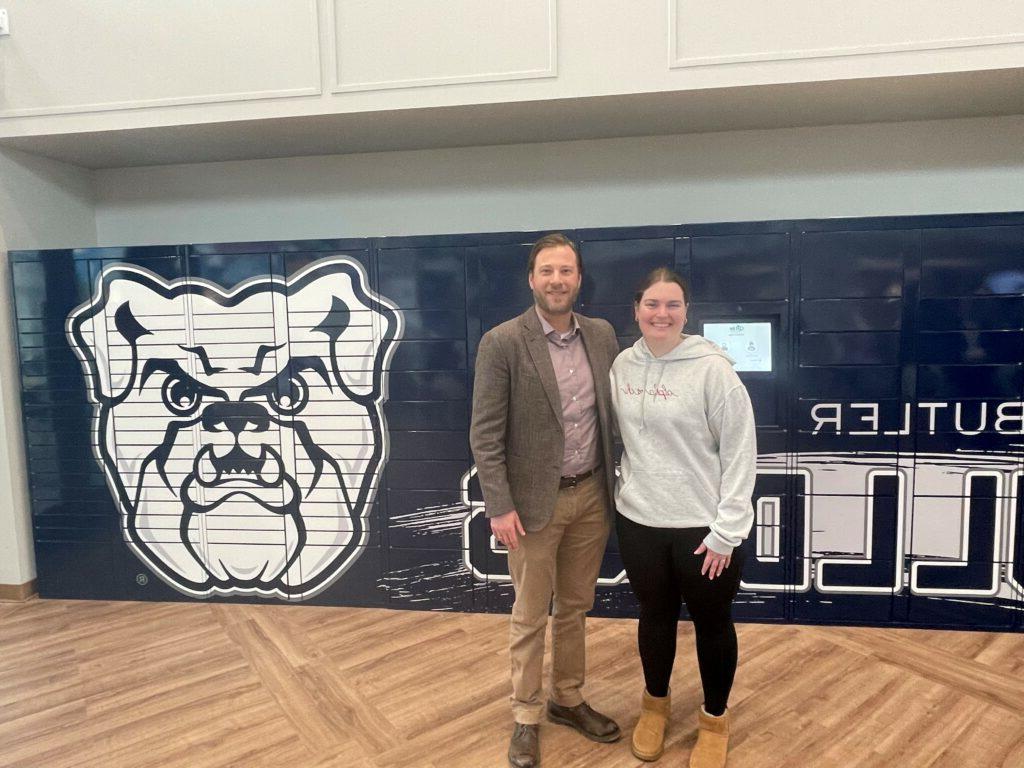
[610,267,756,767]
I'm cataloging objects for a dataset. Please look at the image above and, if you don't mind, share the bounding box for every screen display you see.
[702,321,773,372]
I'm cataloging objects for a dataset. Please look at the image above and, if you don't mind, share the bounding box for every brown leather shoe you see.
[546,700,621,743]
[508,722,540,768]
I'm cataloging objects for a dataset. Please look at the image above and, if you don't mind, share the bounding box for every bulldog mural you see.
[65,257,402,599]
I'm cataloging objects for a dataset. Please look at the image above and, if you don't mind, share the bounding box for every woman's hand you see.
[694,542,731,580]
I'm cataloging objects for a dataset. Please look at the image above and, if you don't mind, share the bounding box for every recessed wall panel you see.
[671,0,1024,67]
[330,0,556,92]
[0,0,321,117]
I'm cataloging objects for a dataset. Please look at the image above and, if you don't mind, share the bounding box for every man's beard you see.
[532,286,579,318]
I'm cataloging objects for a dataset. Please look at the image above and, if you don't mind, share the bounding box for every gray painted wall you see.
[0,148,96,250]
[94,115,1024,246]
[0,148,96,585]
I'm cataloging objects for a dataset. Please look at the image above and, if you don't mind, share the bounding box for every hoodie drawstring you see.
[631,336,735,432]
[639,359,666,432]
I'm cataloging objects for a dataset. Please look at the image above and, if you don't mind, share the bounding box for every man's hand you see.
[491,510,526,551]
[694,542,731,580]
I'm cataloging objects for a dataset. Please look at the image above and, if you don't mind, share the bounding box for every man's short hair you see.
[527,233,583,275]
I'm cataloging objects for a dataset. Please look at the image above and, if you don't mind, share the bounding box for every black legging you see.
[616,513,744,716]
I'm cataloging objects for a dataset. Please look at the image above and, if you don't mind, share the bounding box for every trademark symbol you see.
[136,573,148,586]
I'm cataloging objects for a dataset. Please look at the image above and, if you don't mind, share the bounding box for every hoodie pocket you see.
[617,469,717,520]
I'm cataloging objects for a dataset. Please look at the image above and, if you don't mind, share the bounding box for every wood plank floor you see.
[1,599,1022,768]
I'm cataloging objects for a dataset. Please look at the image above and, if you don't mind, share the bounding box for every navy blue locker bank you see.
[11,212,1024,632]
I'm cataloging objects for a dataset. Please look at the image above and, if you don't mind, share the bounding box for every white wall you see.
[0,148,96,586]
[3,0,1023,138]
[95,115,1024,246]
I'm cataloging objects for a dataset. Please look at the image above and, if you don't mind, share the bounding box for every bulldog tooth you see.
[197,456,219,484]
[258,445,283,486]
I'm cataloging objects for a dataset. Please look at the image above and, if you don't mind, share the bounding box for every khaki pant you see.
[507,472,611,724]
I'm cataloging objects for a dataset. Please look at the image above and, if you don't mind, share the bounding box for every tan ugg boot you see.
[689,707,730,768]
[631,689,671,761]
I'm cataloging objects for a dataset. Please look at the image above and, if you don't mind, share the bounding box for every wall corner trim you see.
[0,580,38,602]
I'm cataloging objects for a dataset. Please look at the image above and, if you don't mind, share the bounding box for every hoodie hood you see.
[629,334,735,365]
[627,335,734,430]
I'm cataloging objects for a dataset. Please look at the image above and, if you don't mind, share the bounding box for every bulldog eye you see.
[162,374,203,416]
[268,375,309,416]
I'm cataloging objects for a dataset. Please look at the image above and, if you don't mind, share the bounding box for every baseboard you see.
[0,579,38,601]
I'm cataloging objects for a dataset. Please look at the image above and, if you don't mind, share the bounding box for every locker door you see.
[907,225,1024,629]
[793,228,912,625]
[688,228,792,622]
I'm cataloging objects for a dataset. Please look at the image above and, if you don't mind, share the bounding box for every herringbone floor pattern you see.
[1,598,1022,767]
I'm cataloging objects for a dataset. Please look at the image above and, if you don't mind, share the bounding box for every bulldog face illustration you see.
[66,257,402,599]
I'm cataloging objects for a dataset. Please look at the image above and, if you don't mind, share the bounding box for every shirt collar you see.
[535,306,579,340]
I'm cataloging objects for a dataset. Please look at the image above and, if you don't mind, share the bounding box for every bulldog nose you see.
[202,401,270,436]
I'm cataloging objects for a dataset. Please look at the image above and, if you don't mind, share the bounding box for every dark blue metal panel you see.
[11,214,1024,631]
[799,229,912,299]
[916,331,1024,365]
[799,332,901,366]
[918,296,1024,331]
[916,365,1022,399]
[791,228,918,629]
[690,233,789,302]
[577,236,676,308]
[474,242,535,315]
[388,370,467,401]
[385,400,469,431]
[800,298,903,333]
[920,226,1024,297]
[905,223,1023,629]
[377,244,472,610]
[186,251,276,287]
[795,365,902,398]
[387,490,466,550]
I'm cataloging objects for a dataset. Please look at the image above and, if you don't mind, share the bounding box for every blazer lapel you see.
[521,309,564,425]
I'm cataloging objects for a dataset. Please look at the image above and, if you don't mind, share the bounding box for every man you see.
[470,233,621,768]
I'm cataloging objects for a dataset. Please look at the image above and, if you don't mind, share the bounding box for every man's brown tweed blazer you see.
[470,306,620,532]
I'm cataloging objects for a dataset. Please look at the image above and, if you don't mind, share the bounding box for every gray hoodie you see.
[610,335,757,555]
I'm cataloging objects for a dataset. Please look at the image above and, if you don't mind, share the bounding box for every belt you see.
[558,465,601,489]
